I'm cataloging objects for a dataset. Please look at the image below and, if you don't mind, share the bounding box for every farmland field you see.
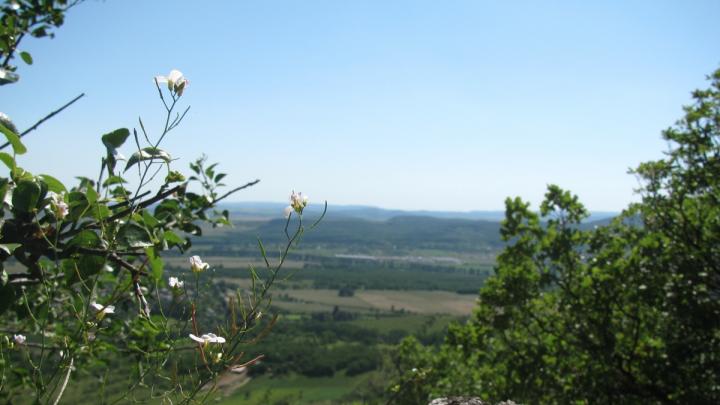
[273,289,476,315]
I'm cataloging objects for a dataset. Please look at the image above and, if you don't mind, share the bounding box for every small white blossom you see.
[287,190,309,216]
[155,69,189,96]
[9,1,20,11]
[283,205,293,219]
[168,276,184,289]
[55,201,69,219]
[47,192,69,219]
[189,255,209,273]
[189,333,226,346]
[13,334,26,345]
[90,302,115,320]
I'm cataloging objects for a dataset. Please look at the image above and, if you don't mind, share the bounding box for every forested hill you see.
[198,204,618,255]
[221,201,617,223]
[192,215,503,255]
[251,215,504,253]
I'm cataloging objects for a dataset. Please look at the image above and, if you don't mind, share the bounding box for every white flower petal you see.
[167,70,184,83]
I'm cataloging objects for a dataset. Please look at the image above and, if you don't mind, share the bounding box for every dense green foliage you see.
[390,69,720,404]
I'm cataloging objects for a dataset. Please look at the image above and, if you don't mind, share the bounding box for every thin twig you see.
[0,93,85,150]
[204,179,260,208]
[52,357,73,405]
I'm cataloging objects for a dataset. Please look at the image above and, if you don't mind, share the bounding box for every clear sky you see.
[4,0,720,211]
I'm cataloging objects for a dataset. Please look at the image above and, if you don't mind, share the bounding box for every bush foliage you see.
[391,69,720,404]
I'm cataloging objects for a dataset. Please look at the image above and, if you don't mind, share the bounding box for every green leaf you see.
[67,191,89,219]
[91,204,111,220]
[0,122,26,155]
[0,152,15,170]
[117,222,153,248]
[163,230,185,246]
[102,175,126,187]
[145,247,163,282]
[12,179,41,212]
[85,185,99,204]
[101,128,130,149]
[39,174,66,193]
[165,170,185,184]
[77,255,106,279]
[19,51,33,65]
[141,210,159,228]
[124,147,172,172]
[67,230,101,249]
[62,259,79,285]
[0,178,9,203]
[0,243,21,255]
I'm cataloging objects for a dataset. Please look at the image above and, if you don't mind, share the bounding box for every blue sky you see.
[4,0,720,211]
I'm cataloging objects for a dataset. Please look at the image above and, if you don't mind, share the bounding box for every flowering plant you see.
[0,2,325,403]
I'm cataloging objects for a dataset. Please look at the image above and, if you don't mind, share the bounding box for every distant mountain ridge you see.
[219,201,618,223]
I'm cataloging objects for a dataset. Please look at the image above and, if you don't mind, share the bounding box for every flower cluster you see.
[284,190,309,218]
[155,69,189,96]
[168,276,183,289]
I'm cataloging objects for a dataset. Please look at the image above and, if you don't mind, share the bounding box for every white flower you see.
[189,333,226,346]
[189,255,209,273]
[155,69,189,96]
[168,276,184,289]
[283,206,293,219]
[9,1,20,11]
[288,190,309,216]
[90,302,115,320]
[47,192,69,219]
[13,334,26,345]
[56,201,69,219]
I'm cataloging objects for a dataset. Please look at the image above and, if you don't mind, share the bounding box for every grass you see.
[216,372,373,405]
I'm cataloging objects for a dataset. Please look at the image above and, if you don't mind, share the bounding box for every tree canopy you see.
[391,68,720,404]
